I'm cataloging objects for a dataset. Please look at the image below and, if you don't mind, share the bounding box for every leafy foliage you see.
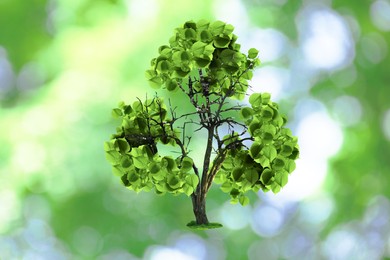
[105,20,299,225]
[215,93,299,204]
[104,98,199,195]
[145,19,260,100]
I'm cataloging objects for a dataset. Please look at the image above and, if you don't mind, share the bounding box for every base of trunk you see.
[187,221,223,230]
[192,193,209,225]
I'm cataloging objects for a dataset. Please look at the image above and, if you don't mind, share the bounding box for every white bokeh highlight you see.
[298,7,354,70]
[274,110,343,202]
[370,0,390,31]
[383,109,390,141]
[331,95,363,126]
[251,66,290,101]
[241,28,289,62]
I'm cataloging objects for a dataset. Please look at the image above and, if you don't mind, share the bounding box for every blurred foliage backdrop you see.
[1,0,390,259]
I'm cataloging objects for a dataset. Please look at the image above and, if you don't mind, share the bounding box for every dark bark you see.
[191,193,209,225]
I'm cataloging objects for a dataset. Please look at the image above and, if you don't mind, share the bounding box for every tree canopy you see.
[105,20,299,227]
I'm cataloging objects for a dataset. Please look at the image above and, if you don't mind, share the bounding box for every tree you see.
[104,20,299,229]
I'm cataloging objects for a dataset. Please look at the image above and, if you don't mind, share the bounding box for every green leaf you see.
[260,124,277,141]
[262,146,277,161]
[132,100,143,112]
[249,93,262,108]
[149,162,161,174]
[185,174,199,189]
[155,182,166,193]
[204,44,215,56]
[151,171,165,181]
[245,169,259,185]
[284,159,296,173]
[220,78,231,89]
[230,188,240,198]
[210,20,226,35]
[248,48,259,59]
[200,30,212,42]
[249,120,261,136]
[239,196,250,206]
[219,49,237,63]
[220,182,232,193]
[214,171,226,184]
[197,19,210,30]
[242,70,253,80]
[158,45,170,54]
[250,142,262,159]
[183,184,194,196]
[166,79,178,92]
[274,170,288,187]
[280,143,293,157]
[133,156,149,169]
[289,148,300,160]
[257,156,270,168]
[148,75,163,89]
[161,156,176,171]
[261,169,274,185]
[232,167,244,181]
[272,156,286,170]
[223,24,234,35]
[168,176,181,189]
[191,41,208,57]
[184,28,197,40]
[271,183,281,193]
[157,60,171,73]
[121,156,132,168]
[262,93,271,104]
[181,157,193,172]
[194,56,211,68]
[222,157,234,170]
[261,106,274,119]
[116,138,130,153]
[128,173,140,184]
[145,69,157,80]
[214,34,231,48]
[112,108,122,118]
[105,150,120,165]
[240,107,254,119]
[121,174,130,186]
[104,140,115,152]
[123,105,133,115]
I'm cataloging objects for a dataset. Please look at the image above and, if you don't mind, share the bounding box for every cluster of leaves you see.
[104,98,199,196]
[215,92,299,205]
[145,20,260,100]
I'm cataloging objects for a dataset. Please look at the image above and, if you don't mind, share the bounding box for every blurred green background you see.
[1,0,390,259]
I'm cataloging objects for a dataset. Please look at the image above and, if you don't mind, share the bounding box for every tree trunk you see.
[192,193,209,225]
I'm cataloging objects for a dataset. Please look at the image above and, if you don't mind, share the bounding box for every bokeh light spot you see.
[300,193,334,225]
[174,234,207,260]
[148,246,198,260]
[242,28,288,62]
[0,189,21,233]
[331,95,363,126]
[370,0,390,31]
[252,204,284,237]
[218,201,251,230]
[72,226,103,257]
[12,141,47,174]
[299,7,354,70]
[213,0,249,33]
[382,109,390,141]
[251,66,289,101]
[360,32,388,64]
[298,111,343,160]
